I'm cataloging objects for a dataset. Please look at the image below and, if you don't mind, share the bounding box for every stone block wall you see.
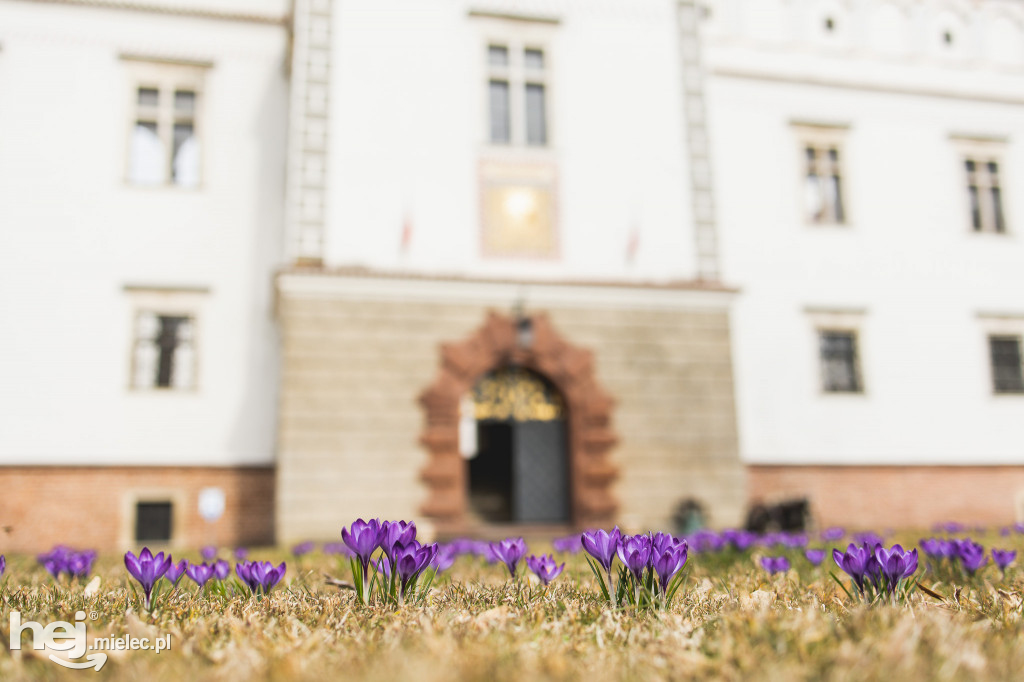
[276,274,745,541]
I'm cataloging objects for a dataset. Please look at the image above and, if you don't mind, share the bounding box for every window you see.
[125,59,204,187]
[964,158,1005,233]
[131,312,196,389]
[135,501,173,543]
[990,336,1024,393]
[486,43,549,147]
[794,125,847,225]
[804,145,845,224]
[819,330,862,393]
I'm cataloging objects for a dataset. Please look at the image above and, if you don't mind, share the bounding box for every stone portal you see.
[419,312,618,534]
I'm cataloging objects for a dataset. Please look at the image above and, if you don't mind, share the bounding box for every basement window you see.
[135,501,174,542]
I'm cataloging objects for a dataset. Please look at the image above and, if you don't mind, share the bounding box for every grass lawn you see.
[1,531,1022,681]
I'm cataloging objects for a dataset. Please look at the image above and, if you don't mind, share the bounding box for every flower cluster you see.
[920,537,1016,577]
[580,528,689,608]
[291,541,316,557]
[236,560,287,595]
[125,549,247,609]
[38,546,96,580]
[340,519,438,605]
[833,542,918,602]
[760,556,790,574]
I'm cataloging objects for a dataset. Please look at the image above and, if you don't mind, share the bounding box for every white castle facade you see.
[0,0,1021,550]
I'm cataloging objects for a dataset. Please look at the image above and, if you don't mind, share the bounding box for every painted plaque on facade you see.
[480,161,558,258]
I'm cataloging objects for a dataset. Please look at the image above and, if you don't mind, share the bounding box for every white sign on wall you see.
[198,487,225,522]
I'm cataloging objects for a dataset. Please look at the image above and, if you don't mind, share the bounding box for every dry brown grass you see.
[1,538,1022,681]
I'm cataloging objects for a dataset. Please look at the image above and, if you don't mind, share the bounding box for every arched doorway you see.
[418,312,618,534]
[466,367,569,524]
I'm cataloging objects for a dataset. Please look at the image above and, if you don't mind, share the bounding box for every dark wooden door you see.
[512,420,569,523]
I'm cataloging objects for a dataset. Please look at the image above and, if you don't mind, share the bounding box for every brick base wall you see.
[749,465,1024,529]
[0,466,275,553]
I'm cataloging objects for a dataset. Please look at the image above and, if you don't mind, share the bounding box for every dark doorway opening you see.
[469,419,569,524]
[470,421,514,522]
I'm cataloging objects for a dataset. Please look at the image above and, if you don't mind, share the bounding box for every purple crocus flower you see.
[394,540,437,591]
[652,542,689,593]
[233,547,249,560]
[651,532,685,557]
[526,554,565,586]
[874,545,918,594]
[430,544,458,573]
[782,533,809,548]
[291,541,315,557]
[236,560,286,594]
[552,534,583,554]
[722,529,756,551]
[38,547,67,579]
[0,555,5,577]
[250,561,287,593]
[688,529,726,553]
[445,538,476,556]
[480,543,500,564]
[186,562,214,588]
[992,549,1016,573]
[380,520,417,568]
[616,534,652,583]
[919,538,948,560]
[164,558,187,585]
[581,528,621,573]
[760,556,790,574]
[323,542,354,556]
[40,547,96,580]
[820,527,845,542]
[805,549,826,566]
[833,543,872,593]
[200,546,217,561]
[853,532,885,548]
[125,548,172,610]
[212,559,231,581]
[66,550,97,579]
[342,518,384,571]
[957,540,988,575]
[236,561,259,593]
[490,537,527,579]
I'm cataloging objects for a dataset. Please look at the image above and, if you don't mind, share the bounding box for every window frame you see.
[793,123,850,227]
[119,489,187,549]
[806,308,867,396]
[123,57,207,189]
[953,137,1009,235]
[978,313,1024,396]
[124,286,207,393]
[989,335,1024,394]
[477,20,556,150]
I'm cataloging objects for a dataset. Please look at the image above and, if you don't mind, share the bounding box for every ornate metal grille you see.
[472,367,565,421]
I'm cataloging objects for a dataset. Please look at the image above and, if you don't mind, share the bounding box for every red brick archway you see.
[418,312,618,534]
